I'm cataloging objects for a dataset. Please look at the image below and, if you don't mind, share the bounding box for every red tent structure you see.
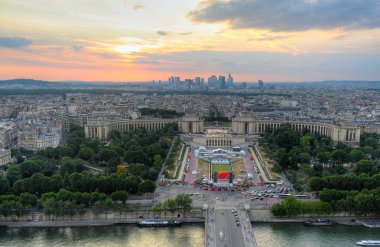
[217,171,229,180]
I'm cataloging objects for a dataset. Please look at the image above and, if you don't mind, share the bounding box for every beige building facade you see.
[0,149,12,166]
[85,116,204,140]
[85,113,362,146]
[232,113,361,146]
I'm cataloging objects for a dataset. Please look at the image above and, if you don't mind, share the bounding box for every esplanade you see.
[85,112,362,146]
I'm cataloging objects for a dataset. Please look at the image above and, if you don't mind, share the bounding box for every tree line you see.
[151,194,192,215]
[318,188,380,215]
[139,108,185,118]
[272,188,380,217]
[271,196,332,217]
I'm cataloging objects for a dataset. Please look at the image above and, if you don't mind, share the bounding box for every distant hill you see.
[0,79,55,87]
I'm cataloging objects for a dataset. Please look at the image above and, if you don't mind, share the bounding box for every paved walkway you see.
[205,208,216,247]
[177,146,189,181]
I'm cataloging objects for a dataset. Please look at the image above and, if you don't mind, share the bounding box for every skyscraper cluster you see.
[207,74,233,89]
[167,74,233,89]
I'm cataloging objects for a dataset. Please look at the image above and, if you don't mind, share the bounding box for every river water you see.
[0,223,379,247]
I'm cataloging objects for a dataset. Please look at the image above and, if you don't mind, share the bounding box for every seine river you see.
[0,223,379,247]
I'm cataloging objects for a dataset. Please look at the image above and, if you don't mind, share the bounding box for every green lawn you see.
[212,164,231,173]
[231,160,246,175]
[197,158,211,177]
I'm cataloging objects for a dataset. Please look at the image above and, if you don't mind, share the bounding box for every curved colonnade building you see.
[84,116,204,140]
[232,113,360,146]
[85,113,361,146]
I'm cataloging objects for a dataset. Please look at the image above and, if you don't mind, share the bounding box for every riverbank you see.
[252,217,380,228]
[0,217,205,228]
[1,208,379,229]
[250,209,380,228]
[2,216,379,229]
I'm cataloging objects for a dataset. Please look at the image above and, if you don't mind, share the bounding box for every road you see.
[214,209,245,247]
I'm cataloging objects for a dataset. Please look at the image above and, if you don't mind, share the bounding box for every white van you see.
[219,231,224,240]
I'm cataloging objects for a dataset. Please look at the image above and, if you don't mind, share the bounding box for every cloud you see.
[248,35,290,42]
[157,31,169,36]
[133,4,144,10]
[131,50,380,80]
[189,0,380,32]
[97,53,119,59]
[179,32,193,35]
[72,45,84,52]
[0,36,32,49]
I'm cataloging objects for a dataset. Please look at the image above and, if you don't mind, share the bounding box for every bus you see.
[279,193,291,198]
[294,194,309,199]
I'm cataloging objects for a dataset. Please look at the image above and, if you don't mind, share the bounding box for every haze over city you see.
[1,0,380,82]
[2,1,380,247]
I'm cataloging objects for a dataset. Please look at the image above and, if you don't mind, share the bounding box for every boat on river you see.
[303,218,334,226]
[356,240,380,246]
[138,219,182,227]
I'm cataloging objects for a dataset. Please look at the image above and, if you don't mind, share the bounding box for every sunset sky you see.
[1,0,380,82]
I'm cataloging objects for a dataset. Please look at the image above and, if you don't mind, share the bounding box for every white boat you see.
[356,240,380,246]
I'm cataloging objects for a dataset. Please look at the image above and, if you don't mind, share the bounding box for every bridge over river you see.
[205,207,258,247]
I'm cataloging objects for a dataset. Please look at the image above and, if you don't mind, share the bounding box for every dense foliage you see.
[0,124,178,216]
[262,126,380,187]
[271,196,332,217]
[272,189,380,217]
[318,188,380,215]
[139,108,184,118]
[265,128,380,216]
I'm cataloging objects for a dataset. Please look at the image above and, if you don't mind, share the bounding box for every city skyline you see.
[1,0,380,82]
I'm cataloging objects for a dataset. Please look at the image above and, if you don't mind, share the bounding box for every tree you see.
[0,176,11,195]
[82,138,103,153]
[371,148,380,160]
[129,163,144,176]
[175,193,192,213]
[79,147,95,162]
[297,153,311,165]
[60,157,84,175]
[59,146,75,158]
[124,148,149,165]
[67,135,82,153]
[98,148,120,166]
[349,150,366,162]
[19,192,37,206]
[282,196,303,216]
[275,148,289,169]
[271,203,286,217]
[317,152,330,164]
[110,130,121,139]
[153,154,163,165]
[152,202,163,212]
[331,150,349,164]
[111,191,128,204]
[163,198,177,214]
[273,127,301,151]
[116,165,126,174]
[6,165,21,186]
[20,160,42,178]
[355,160,374,174]
[57,189,74,201]
[272,163,282,173]
[364,137,378,149]
[138,180,156,193]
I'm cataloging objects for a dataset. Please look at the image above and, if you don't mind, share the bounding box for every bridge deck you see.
[205,208,258,247]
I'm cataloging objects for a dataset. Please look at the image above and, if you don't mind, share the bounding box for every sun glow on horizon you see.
[0,0,380,81]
